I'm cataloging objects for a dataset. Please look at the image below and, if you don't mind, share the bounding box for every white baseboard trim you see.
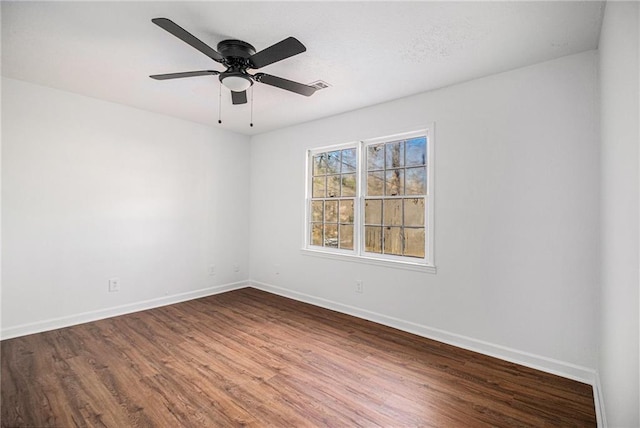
[249,280,598,385]
[0,281,249,340]
[593,371,607,428]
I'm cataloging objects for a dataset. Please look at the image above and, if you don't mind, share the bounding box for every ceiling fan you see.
[150,18,317,105]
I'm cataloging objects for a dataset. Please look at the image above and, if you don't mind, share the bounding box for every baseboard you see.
[249,280,598,385]
[0,281,249,340]
[593,371,607,428]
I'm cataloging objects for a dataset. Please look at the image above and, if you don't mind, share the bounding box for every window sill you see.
[300,248,437,274]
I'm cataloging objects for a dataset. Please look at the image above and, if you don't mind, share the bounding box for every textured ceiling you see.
[1,1,604,136]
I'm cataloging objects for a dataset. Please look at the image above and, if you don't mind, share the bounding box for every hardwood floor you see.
[2,288,596,427]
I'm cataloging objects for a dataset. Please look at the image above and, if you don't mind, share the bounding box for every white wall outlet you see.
[356,280,364,294]
[233,264,240,272]
[274,264,280,275]
[108,277,120,292]
[208,265,216,276]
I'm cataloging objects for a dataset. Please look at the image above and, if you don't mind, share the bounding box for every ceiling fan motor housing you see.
[217,39,257,89]
[217,39,256,60]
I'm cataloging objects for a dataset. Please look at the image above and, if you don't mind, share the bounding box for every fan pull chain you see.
[250,86,254,128]
[217,80,222,124]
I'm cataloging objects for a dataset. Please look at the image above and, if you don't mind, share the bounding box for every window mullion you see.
[357,140,365,257]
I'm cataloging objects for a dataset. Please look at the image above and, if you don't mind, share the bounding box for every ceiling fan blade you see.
[152,18,224,63]
[150,70,220,80]
[255,73,317,96]
[231,90,248,105]
[248,37,306,69]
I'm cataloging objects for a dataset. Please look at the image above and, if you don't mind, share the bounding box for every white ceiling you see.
[1,1,604,136]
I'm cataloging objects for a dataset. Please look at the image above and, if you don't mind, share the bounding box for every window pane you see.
[324,224,338,247]
[406,167,426,195]
[341,174,356,197]
[339,224,354,250]
[327,175,340,198]
[383,226,403,256]
[406,137,426,166]
[386,141,404,169]
[385,169,404,196]
[313,154,327,175]
[404,198,425,227]
[311,200,323,222]
[383,199,402,226]
[367,171,384,196]
[311,223,323,246]
[341,148,356,173]
[404,228,425,258]
[313,153,327,175]
[364,199,382,225]
[365,226,382,253]
[326,150,341,174]
[324,200,338,223]
[339,200,354,223]
[312,176,326,198]
[367,144,385,170]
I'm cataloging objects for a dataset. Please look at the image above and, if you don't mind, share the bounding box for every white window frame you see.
[303,127,435,273]
[306,141,360,256]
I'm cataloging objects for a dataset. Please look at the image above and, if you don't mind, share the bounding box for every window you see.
[309,147,357,250]
[305,129,435,270]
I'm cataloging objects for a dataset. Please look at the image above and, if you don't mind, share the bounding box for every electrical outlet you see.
[233,264,240,272]
[274,264,280,275]
[108,277,120,292]
[208,265,216,276]
[356,280,364,294]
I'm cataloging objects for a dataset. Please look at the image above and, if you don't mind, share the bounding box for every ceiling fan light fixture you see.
[220,74,253,92]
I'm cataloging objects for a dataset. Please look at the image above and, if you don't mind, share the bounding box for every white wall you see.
[1,77,251,338]
[250,51,600,380]
[598,2,640,426]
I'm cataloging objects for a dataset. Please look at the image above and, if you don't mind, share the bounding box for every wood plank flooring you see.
[1,287,596,427]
